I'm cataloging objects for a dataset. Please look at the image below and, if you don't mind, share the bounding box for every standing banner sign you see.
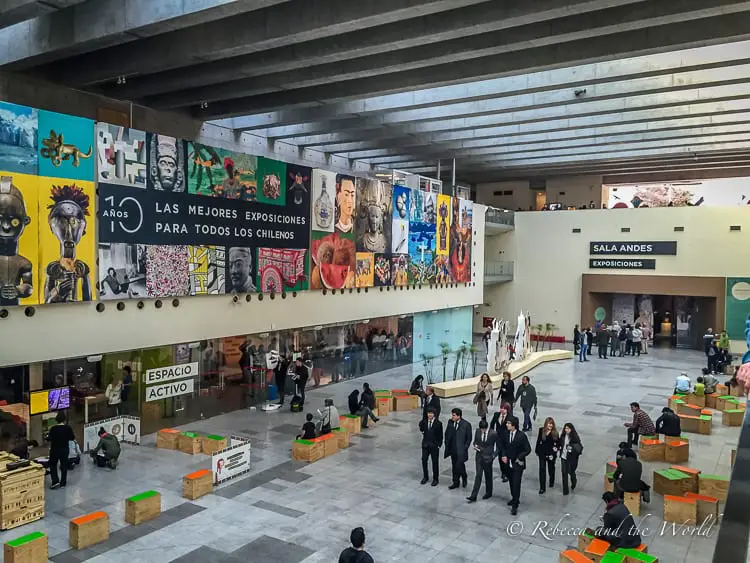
[82,415,141,452]
[211,435,251,485]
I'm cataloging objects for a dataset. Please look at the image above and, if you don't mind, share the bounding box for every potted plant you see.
[533,324,544,351]
[439,342,450,383]
[468,344,478,378]
[546,323,558,350]
[420,353,434,384]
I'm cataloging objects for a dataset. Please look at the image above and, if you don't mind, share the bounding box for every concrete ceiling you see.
[4,0,750,183]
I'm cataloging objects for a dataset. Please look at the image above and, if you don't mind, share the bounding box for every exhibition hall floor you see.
[0,348,736,563]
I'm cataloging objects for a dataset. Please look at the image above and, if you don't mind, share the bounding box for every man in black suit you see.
[444,407,472,490]
[500,415,531,515]
[422,386,441,420]
[418,407,443,486]
[490,404,511,483]
[467,419,497,503]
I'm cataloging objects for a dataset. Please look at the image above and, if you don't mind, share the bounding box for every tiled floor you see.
[0,346,738,562]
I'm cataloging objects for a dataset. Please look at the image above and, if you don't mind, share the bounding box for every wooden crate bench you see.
[291,439,324,463]
[339,414,361,435]
[178,432,202,455]
[69,511,109,549]
[664,495,697,525]
[392,395,413,412]
[201,435,228,455]
[684,492,719,524]
[615,548,659,563]
[686,393,706,407]
[584,537,611,562]
[698,474,729,502]
[638,439,664,462]
[623,491,641,516]
[676,403,701,417]
[722,409,744,426]
[375,396,391,416]
[664,440,689,463]
[559,549,594,563]
[0,459,45,530]
[125,491,161,525]
[3,531,47,563]
[332,428,350,449]
[653,469,691,496]
[156,428,180,449]
[669,465,700,493]
[715,395,735,412]
[182,469,213,500]
[313,434,339,458]
[600,553,626,563]
[705,393,718,409]
[604,472,614,493]
[577,530,596,551]
[669,397,685,411]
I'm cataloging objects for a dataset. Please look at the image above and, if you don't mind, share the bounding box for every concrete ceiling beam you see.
[0,0,85,29]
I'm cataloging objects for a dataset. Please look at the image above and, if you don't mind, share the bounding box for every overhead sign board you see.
[589,241,677,255]
[589,258,656,270]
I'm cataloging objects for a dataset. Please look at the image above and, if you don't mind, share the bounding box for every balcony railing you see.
[484,261,514,282]
[485,207,515,227]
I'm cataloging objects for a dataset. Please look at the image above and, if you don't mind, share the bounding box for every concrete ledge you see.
[431,349,574,398]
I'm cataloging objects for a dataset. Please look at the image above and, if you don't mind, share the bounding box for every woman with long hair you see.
[497,371,515,409]
[535,416,560,494]
[474,372,493,420]
[560,422,583,495]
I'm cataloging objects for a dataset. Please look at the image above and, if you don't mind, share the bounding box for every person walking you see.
[338,527,374,563]
[586,328,594,357]
[419,408,443,486]
[497,371,515,408]
[422,386,441,420]
[624,402,656,447]
[631,324,643,357]
[444,408,472,490]
[579,331,589,362]
[467,419,497,503]
[48,412,75,489]
[474,373,493,421]
[514,376,538,432]
[500,415,531,515]
[105,376,123,417]
[618,325,628,357]
[560,423,583,496]
[573,325,581,355]
[535,417,560,495]
[597,327,609,359]
[641,323,651,355]
[490,402,512,482]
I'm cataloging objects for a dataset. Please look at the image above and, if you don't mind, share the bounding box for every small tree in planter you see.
[533,324,544,351]
[459,342,472,379]
[439,342,450,383]
[452,345,462,381]
[546,323,558,350]
[421,353,434,384]
[468,344,479,378]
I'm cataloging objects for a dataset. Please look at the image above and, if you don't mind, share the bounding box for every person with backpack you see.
[338,527,374,563]
[316,398,340,435]
[560,422,582,496]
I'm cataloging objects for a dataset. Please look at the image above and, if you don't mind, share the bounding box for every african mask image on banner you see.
[98,242,147,300]
[355,178,392,254]
[38,178,96,303]
[310,231,355,290]
[0,102,38,175]
[96,123,146,187]
[186,142,257,200]
[256,157,286,206]
[188,245,225,295]
[0,171,39,305]
[311,169,337,232]
[436,194,451,256]
[146,133,187,192]
[355,252,374,288]
[391,255,409,287]
[38,110,94,181]
[257,247,308,293]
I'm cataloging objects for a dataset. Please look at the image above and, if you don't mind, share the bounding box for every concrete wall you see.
[491,206,749,341]
[476,175,604,210]
[475,180,530,210]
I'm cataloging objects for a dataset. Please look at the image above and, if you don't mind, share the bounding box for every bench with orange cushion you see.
[559,549,594,563]
[663,495,697,525]
[69,511,109,549]
[638,439,664,462]
[684,492,719,524]
[584,538,611,562]
[182,469,213,500]
[669,465,700,493]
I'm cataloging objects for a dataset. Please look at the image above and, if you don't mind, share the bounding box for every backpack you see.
[290,395,303,412]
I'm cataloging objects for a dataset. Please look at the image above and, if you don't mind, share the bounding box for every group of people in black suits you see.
[417,386,533,515]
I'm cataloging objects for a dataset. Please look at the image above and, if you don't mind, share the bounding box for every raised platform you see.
[431,349,574,398]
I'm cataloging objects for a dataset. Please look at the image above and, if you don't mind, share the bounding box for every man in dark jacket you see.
[48,412,75,489]
[338,527,374,563]
[422,386,441,420]
[655,407,681,438]
[467,419,497,503]
[573,325,580,355]
[358,383,379,428]
[597,327,609,359]
[586,328,594,356]
[613,449,642,497]
[444,407,472,490]
[514,376,538,432]
[419,407,443,486]
[500,415,531,515]
[91,427,121,469]
[596,492,642,549]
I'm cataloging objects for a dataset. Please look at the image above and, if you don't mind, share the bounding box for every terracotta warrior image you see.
[0,176,33,306]
[44,184,92,303]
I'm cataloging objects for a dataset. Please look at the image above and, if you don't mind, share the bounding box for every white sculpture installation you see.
[486,318,510,375]
[513,310,533,362]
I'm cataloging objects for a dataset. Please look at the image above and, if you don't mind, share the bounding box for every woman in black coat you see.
[560,422,583,495]
[497,371,515,412]
[348,390,360,415]
[535,417,560,494]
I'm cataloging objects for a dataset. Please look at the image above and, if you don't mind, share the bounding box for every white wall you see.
[0,213,486,367]
[475,180,530,210]
[546,175,603,209]
[497,206,750,338]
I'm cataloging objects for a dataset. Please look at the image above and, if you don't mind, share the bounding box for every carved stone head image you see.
[149,134,185,192]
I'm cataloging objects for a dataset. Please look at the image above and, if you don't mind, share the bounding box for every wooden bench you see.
[577,530,596,551]
[653,468,691,496]
[584,538,611,562]
[678,414,711,435]
[182,469,213,500]
[668,396,685,411]
[615,548,659,563]
[392,394,414,411]
[291,439,324,463]
[559,549,594,563]
[704,393,718,409]
[715,395,735,412]
[332,428,350,449]
[156,428,180,449]
[722,409,744,426]
[638,439,664,462]
[669,465,700,493]
[125,491,161,525]
[664,495,697,525]
[604,472,614,493]
[664,440,689,463]
[3,531,47,563]
[70,511,109,549]
[684,492,719,524]
[201,435,228,455]
[375,396,391,416]
[685,393,706,407]
[676,403,701,417]
[623,491,641,516]
[178,432,202,455]
[339,414,361,434]
[314,433,339,457]
[698,474,729,502]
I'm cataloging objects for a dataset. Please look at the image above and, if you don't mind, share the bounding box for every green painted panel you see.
[127,490,159,503]
[6,532,45,547]
[725,278,750,340]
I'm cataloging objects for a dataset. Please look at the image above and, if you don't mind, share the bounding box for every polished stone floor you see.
[0,346,738,562]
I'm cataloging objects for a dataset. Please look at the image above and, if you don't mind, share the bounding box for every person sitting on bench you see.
[655,407,681,438]
[674,372,691,394]
[297,414,317,440]
[595,492,642,549]
[700,369,719,394]
[612,447,650,503]
[90,428,121,469]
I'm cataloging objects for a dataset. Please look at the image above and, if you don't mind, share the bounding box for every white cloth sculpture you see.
[512,311,533,362]
[486,318,510,375]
